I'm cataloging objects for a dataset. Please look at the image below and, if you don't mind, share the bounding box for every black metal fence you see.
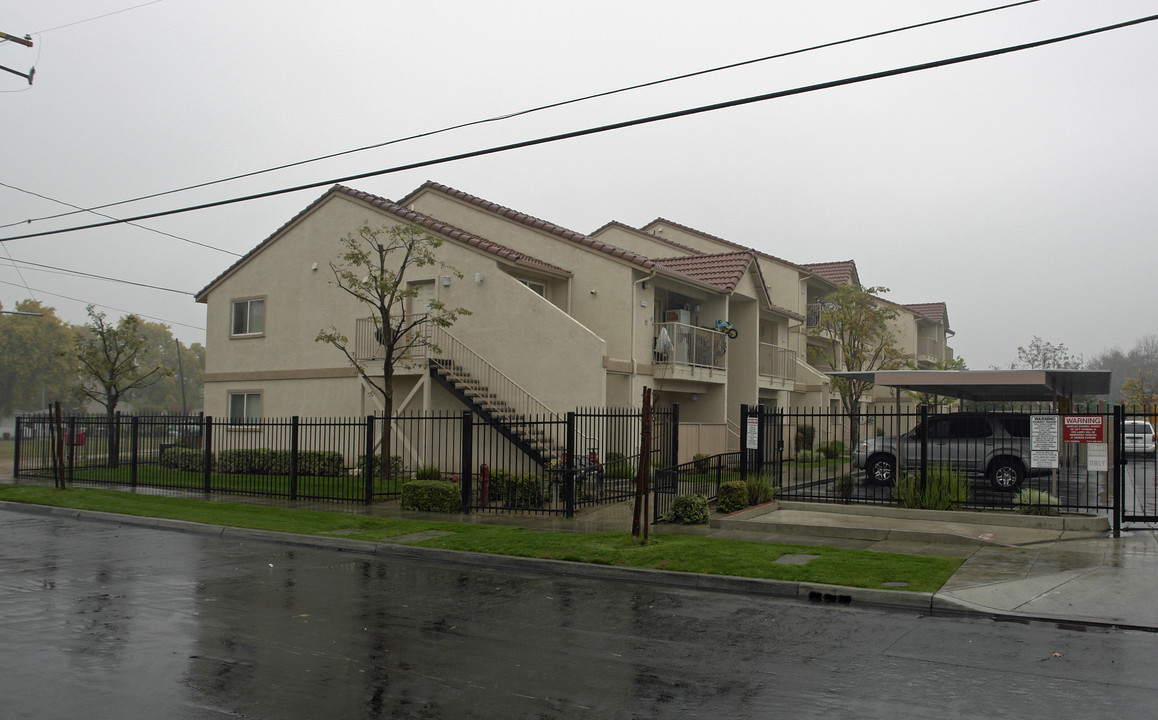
[15,405,678,516]
[737,403,1119,515]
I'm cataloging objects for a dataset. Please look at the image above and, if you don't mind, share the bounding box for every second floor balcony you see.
[759,343,796,384]
[654,322,727,379]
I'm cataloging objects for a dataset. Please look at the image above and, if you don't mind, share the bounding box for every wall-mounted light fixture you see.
[474,272,484,283]
[442,276,451,287]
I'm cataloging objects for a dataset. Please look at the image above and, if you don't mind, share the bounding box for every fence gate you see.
[1117,405,1158,529]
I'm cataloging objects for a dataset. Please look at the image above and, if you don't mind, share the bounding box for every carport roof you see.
[826,369,1111,403]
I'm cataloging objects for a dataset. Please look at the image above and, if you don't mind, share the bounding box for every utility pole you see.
[0,30,35,85]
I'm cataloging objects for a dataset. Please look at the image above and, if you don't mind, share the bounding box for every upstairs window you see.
[519,279,546,297]
[232,298,265,336]
[229,392,261,425]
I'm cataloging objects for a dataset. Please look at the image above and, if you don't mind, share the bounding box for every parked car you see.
[1123,420,1156,456]
[852,412,1045,492]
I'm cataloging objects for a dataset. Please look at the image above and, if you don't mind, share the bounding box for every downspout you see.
[631,270,657,374]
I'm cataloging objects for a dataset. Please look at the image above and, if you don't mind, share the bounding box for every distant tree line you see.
[0,299,204,419]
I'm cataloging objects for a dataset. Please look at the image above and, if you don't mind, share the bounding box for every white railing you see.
[759,343,796,381]
[653,322,727,372]
[355,316,558,421]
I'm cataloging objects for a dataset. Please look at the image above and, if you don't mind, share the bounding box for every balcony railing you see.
[918,336,942,360]
[354,315,430,363]
[759,343,796,382]
[653,322,727,372]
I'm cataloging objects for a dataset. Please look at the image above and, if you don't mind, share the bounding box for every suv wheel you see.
[988,458,1024,492]
[866,454,896,485]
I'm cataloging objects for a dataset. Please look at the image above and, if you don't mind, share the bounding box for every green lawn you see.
[0,484,962,593]
[0,440,13,461]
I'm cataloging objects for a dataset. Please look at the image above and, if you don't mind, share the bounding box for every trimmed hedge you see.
[217,448,345,477]
[357,454,404,479]
[160,446,212,473]
[487,470,544,509]
[668,494,710,525]
[716,480,749,514]
[400,480,461,512]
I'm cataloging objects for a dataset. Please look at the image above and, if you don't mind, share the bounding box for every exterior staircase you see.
[428,357,560,465]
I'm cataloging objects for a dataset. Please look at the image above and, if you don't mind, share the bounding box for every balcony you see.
[917,336,942,365]
[653,322,727,379]
[759,343,796,384]
[354,315,430,367]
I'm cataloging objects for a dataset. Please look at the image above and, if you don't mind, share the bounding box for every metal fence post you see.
[565,411,576,518]
[364,415,375,505]
[203,417,213,494]
[739,404,750,479]
[918,404,929,494]
[130,415,139,490]
[1113,403,1123,538]
[66,415,76,484]
[461,411,473,513]
[755,404,766,476]
[289,416,299,501]
[13,417,21,478]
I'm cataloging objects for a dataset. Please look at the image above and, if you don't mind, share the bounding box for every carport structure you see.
[826,368,1112,406]
[826,368,1140,534]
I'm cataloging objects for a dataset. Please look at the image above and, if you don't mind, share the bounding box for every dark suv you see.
[851,413,1039,491]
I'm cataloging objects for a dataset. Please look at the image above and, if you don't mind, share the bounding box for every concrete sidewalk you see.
[572,498,1158,630]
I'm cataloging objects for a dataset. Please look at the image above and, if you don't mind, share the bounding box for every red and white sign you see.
[1063,415,1104,443]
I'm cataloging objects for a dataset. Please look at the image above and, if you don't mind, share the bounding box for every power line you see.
[0,256,194,295]
[0,279,204,332]
[3,11,1155,244]
[0,0,1038,229]
[0,182,241,255]
[28,1,167,35]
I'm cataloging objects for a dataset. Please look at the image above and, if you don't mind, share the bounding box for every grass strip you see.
[0,484,961,593]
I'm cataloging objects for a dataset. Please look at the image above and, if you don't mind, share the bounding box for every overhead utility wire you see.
[3,11,1154,244]
[0,279,204,331]
[0,257,193,295]
[0,182,241,255]
[1,0,1037,229]
[25,1,167,35]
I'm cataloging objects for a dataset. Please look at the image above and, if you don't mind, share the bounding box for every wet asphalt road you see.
[2,510,1157,720]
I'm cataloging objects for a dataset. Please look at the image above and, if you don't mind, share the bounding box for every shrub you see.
[357,454,404,479]
[160,446,212,473]
[795,449,817,463]
[2,431,10,440]
[893,465,970,510]
[295,451,345,477]
[668,493,710,525]
[218,448,277,474]
[835,474,854,503]
[415,465,442,481]
[794,424,816,452]
[400,480,461,512]
[746,475,778,505]
[820,441,845,459]
[692,453,711,473]
[1014,489,1060,515]
[716,480,749,514]
[491,472,544,509]
[604,452,635,479]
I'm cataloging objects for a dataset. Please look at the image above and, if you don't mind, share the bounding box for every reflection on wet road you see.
[2,511,1157,719]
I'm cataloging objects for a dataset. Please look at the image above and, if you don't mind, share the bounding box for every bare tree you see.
[316,222,470,479]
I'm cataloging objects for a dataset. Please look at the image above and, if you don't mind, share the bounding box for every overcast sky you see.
[2,0,1156,370]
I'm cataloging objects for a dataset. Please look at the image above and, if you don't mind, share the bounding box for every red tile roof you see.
[195,185,567,301]
[652,251,755,292]
[401,182,658,270]
[641,217,809,271]
[801,260,858,286]
[903,302,949,326]
[589,220,705,256]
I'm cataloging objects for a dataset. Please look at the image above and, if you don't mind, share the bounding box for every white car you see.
[1123,420,1156,456]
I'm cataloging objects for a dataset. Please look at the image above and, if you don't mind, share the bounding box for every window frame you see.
[231,296,266,338]
[228,391,262,426]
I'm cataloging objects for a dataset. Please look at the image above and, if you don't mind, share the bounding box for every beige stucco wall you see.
[202,192,607,418]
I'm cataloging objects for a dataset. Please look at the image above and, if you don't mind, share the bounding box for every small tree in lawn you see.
[75,305,171,467]
[810,285,906,448]
[316,222,470,481]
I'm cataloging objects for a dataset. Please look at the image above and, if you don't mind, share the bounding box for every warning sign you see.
[1063,415,1104,443]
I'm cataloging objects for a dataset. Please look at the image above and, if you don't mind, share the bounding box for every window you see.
[232,298,264,336]
[229,392,261,425]
[519,279,546,297]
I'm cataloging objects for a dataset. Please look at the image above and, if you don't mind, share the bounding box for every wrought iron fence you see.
[16,405,678,516]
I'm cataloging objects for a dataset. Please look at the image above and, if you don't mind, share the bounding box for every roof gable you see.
[802,260,859,286]
[195,184,566,302]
